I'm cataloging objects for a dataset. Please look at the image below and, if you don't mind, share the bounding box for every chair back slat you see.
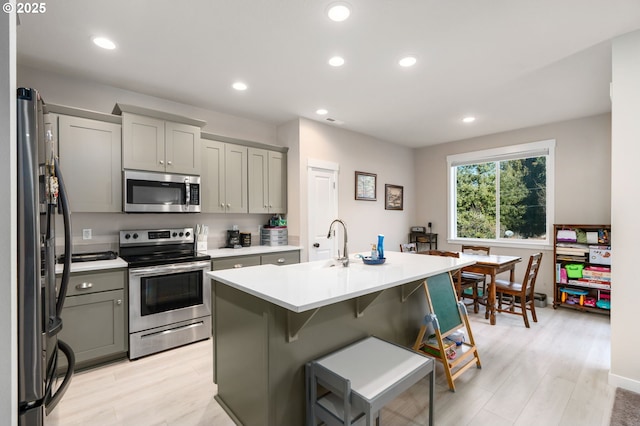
[523,252,543,295]
[426,249,459,258]
[461,245,491,256]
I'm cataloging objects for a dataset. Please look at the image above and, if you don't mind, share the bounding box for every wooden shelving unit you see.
[553,224,611,316]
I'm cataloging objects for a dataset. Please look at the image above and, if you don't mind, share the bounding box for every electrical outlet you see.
[82,229,92,240]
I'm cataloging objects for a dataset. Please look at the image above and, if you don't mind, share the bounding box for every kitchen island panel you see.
[214,277,428,426]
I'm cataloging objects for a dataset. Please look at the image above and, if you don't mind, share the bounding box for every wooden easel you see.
[413,272,482,392]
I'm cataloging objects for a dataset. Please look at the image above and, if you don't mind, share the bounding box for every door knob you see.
[313,243,320,248]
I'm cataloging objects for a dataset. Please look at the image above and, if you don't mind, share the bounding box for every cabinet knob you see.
[233,264,243,268]
[269,205,272,208]
[159,160,164,165]
[227,204,231,208]
[76,282,93,290]
[264,205,267,208]
[277,258,285,264]
[167,161,172,165]
[116,299,122,305]
[313,243,320,248]
[221,203,225,208]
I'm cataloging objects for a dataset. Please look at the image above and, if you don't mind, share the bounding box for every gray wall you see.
[414,113,612,298]
[1,11,17,426]
[610,29,640,393]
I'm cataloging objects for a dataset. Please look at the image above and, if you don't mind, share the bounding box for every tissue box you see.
[589,247,611,265]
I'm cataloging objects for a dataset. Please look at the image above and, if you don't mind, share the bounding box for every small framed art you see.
[385,184,403,210]
[355,171,377,201]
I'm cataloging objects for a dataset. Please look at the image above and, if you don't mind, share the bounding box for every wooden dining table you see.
[457,253,522,325]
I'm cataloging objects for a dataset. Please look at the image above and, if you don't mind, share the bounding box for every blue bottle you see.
[377,234,384,259]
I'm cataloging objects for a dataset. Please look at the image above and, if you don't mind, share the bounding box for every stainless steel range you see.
[119,228,212,359]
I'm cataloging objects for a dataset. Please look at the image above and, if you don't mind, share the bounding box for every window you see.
[447,140,555,246]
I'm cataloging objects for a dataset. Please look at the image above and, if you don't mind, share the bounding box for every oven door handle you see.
[129,261,211,277]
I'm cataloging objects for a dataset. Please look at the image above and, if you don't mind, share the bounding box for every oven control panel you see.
[120,228,194,245]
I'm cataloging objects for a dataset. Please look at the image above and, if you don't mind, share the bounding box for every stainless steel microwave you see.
[123,170,201,213]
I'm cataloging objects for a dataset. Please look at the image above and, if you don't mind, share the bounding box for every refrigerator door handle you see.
[54,157,72,317]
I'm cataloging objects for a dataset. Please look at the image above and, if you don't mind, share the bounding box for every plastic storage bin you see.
[565,264,584,279]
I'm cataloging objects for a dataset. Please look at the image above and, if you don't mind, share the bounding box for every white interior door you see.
[307,161,338,262]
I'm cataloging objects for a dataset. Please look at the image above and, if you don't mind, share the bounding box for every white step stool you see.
[306,336,435,425]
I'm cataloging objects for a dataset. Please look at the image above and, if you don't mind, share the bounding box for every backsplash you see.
[55,212,277,254]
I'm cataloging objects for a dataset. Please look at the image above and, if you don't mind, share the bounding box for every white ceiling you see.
[16,0,640,147]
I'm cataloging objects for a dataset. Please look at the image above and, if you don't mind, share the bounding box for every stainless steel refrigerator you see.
[17,88,75,425]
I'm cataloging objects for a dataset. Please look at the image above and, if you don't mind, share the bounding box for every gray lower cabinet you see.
[58,269,128,370]
[211,255,261,271]
[261,251,299,266]
[211,251,300,270]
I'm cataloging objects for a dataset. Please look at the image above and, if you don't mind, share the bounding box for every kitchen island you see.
[208,251,474,426]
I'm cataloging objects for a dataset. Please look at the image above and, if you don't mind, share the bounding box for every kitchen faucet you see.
[327,219,349,267]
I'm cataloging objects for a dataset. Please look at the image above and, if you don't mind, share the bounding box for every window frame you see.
[447,139,556,249]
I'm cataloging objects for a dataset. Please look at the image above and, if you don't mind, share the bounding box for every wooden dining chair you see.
[494,252,543,328]
[399,243,418,253]
[460,245,491,313]
[424,250,473,301]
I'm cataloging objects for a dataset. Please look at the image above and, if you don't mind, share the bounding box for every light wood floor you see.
[45,306,614,426]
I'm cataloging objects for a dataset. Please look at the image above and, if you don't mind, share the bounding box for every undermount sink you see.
[300,259,346,270]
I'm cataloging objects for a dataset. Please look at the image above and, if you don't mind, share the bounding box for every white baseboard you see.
[609,372,640,393]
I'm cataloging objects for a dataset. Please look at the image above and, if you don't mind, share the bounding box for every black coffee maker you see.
[225,229,241,248]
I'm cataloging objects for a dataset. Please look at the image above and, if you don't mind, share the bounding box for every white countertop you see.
[206,245,302,259]
[208,251,475,313]
[52,246,302,275]
[55,258,128,274]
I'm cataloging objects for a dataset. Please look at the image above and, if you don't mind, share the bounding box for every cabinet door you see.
[122,113,165,172]
[57,115,122,212]
[261,251,299,266]
[212,255,261,270]
[165,121,201,175]
[60,269,126,297]
[201,140,226,213]
[268,151,287,214]
[248,148,269,214]
[224,144,248,213]
[59,289,127,368]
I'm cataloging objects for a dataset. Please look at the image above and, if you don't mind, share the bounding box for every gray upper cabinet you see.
[56,114,122,213]
[201,139,248,213]
[122,112,201,175]
[248,148,287,214]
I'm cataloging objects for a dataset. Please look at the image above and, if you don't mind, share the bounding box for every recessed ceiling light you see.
[327,3,351,22]
[328,56,345,67]
[316,109,328,115]
[232,82,248,91]
[92,36,116,50]
[462,116,476,123]
[398,56,417,67]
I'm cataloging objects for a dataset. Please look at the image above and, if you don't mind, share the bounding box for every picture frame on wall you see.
[355,171,377,201]
[385,184,403,210]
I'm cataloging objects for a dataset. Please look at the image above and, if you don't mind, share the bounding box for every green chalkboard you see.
[425,272,463,334]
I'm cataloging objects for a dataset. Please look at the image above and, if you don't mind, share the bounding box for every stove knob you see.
[133,233,139,239]
[124,233,131,240]
[172,232,178,237]
[179,232,184,237]
[185,231,191,237]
